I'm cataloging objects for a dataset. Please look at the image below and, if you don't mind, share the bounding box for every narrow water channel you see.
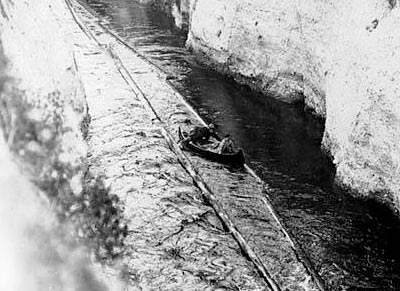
[83,1,400,290]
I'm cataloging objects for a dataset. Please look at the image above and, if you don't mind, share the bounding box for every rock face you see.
[144,0,400,213]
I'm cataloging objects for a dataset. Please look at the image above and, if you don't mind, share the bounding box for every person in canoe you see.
[217,134,235,154]
[181,123,221,144]
[178,125,245,165]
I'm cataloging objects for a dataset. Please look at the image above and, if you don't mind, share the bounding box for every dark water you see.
[83,0,400,290]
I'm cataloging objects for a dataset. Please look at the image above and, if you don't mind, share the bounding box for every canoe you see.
[178,127,245,166]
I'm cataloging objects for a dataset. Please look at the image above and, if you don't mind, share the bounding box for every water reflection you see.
[83,0,400,290]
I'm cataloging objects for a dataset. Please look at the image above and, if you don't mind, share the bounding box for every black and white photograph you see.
[0,0,399,290]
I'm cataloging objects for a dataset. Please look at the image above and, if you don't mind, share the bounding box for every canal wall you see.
[142,0,400,214]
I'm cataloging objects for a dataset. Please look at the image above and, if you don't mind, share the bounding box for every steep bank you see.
[140,0,400,214]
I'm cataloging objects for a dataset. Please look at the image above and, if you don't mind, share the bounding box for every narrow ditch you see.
[81,1,400,290]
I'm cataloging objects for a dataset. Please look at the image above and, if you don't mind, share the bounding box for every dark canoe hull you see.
[178,127,245,166]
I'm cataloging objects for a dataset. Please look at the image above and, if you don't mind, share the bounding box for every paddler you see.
[182,123,221,144]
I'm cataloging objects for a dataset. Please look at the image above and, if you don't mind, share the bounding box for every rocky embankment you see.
[144,0,400,214]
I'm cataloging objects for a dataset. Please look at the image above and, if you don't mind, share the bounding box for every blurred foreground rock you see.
[0,0,120,290]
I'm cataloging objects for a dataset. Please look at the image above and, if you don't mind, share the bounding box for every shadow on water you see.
[84,0,400,289]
